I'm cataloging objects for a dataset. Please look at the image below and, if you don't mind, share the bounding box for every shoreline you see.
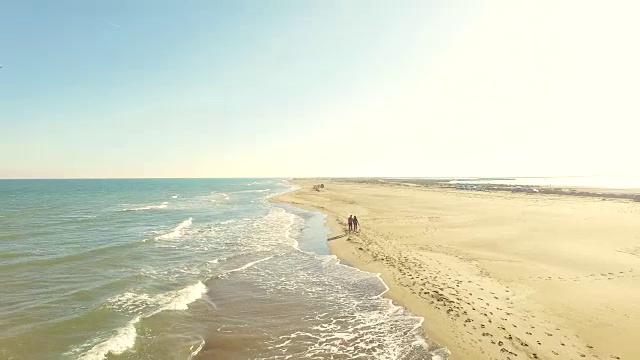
[274,179,640,360]
[322,212,455,358]
[273,185,459,358]
[273,194,447,358]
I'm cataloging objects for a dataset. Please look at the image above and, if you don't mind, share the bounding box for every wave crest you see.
[122,202,168,211]
[79,281,208,359]
[76,317,140,360]
[232,189,271,194]
[156,218,193,240]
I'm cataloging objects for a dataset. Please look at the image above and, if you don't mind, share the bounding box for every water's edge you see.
[272,201,450,359]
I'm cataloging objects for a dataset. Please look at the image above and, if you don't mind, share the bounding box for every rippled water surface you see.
[0,179,446,360]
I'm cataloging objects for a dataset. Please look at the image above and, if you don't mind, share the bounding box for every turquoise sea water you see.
[0,179,446,360]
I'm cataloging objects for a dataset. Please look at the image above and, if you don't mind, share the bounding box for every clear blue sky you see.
[2,1,638,178]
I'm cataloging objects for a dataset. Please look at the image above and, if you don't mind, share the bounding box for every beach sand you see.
[275,179,640,360]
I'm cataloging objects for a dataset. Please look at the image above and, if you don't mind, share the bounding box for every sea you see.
[0,179,446,360]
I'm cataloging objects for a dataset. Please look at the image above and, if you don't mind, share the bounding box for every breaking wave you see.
[155,218,193,240]
[122,202,168,211]
[76,317,140,360]
[76,281,208,360]
[232,189,271,194]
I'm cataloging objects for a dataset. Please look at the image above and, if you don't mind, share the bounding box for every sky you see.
[1,0,639,179]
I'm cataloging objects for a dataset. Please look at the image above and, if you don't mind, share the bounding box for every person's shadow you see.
[327,234,346,241]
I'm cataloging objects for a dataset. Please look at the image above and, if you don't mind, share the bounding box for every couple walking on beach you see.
[348,215,359,233]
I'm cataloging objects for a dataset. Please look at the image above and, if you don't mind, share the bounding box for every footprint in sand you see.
[518,340,529,347]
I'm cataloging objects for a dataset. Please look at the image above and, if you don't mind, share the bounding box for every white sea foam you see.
[188,338,205,360]
[232,189,271,194]
[212,192,230,199]
[172,195,179,199]
[267,180,300,198]
[107,292,154,314]
[122,202,168,211]
[107,281,207,315]
[77,316,140,360]
[207,257,225,264]
[219,256,274,278]
[60,214,98,220]
[204,192,229,202]
[160,281,207,310]
[85,281,208,359]
[282,210,299,249]
[156,218,193,240]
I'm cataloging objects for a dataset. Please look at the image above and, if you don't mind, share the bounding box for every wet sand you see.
[275,179,640,360]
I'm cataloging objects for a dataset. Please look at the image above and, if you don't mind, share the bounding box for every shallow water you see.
[0,179,447,359]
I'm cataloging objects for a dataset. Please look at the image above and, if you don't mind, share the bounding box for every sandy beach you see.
[275,179,640,360]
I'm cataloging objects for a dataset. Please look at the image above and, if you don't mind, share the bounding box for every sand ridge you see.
[275,179,640,360]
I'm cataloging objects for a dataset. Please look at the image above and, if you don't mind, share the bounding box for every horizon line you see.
[0,174,621,181]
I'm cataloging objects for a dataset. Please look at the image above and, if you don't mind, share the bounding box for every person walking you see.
[348,215,353,232]
[353,215,359,232]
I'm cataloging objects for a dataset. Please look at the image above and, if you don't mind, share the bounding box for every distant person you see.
[348,215,353,232]
[353,216,359,232]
